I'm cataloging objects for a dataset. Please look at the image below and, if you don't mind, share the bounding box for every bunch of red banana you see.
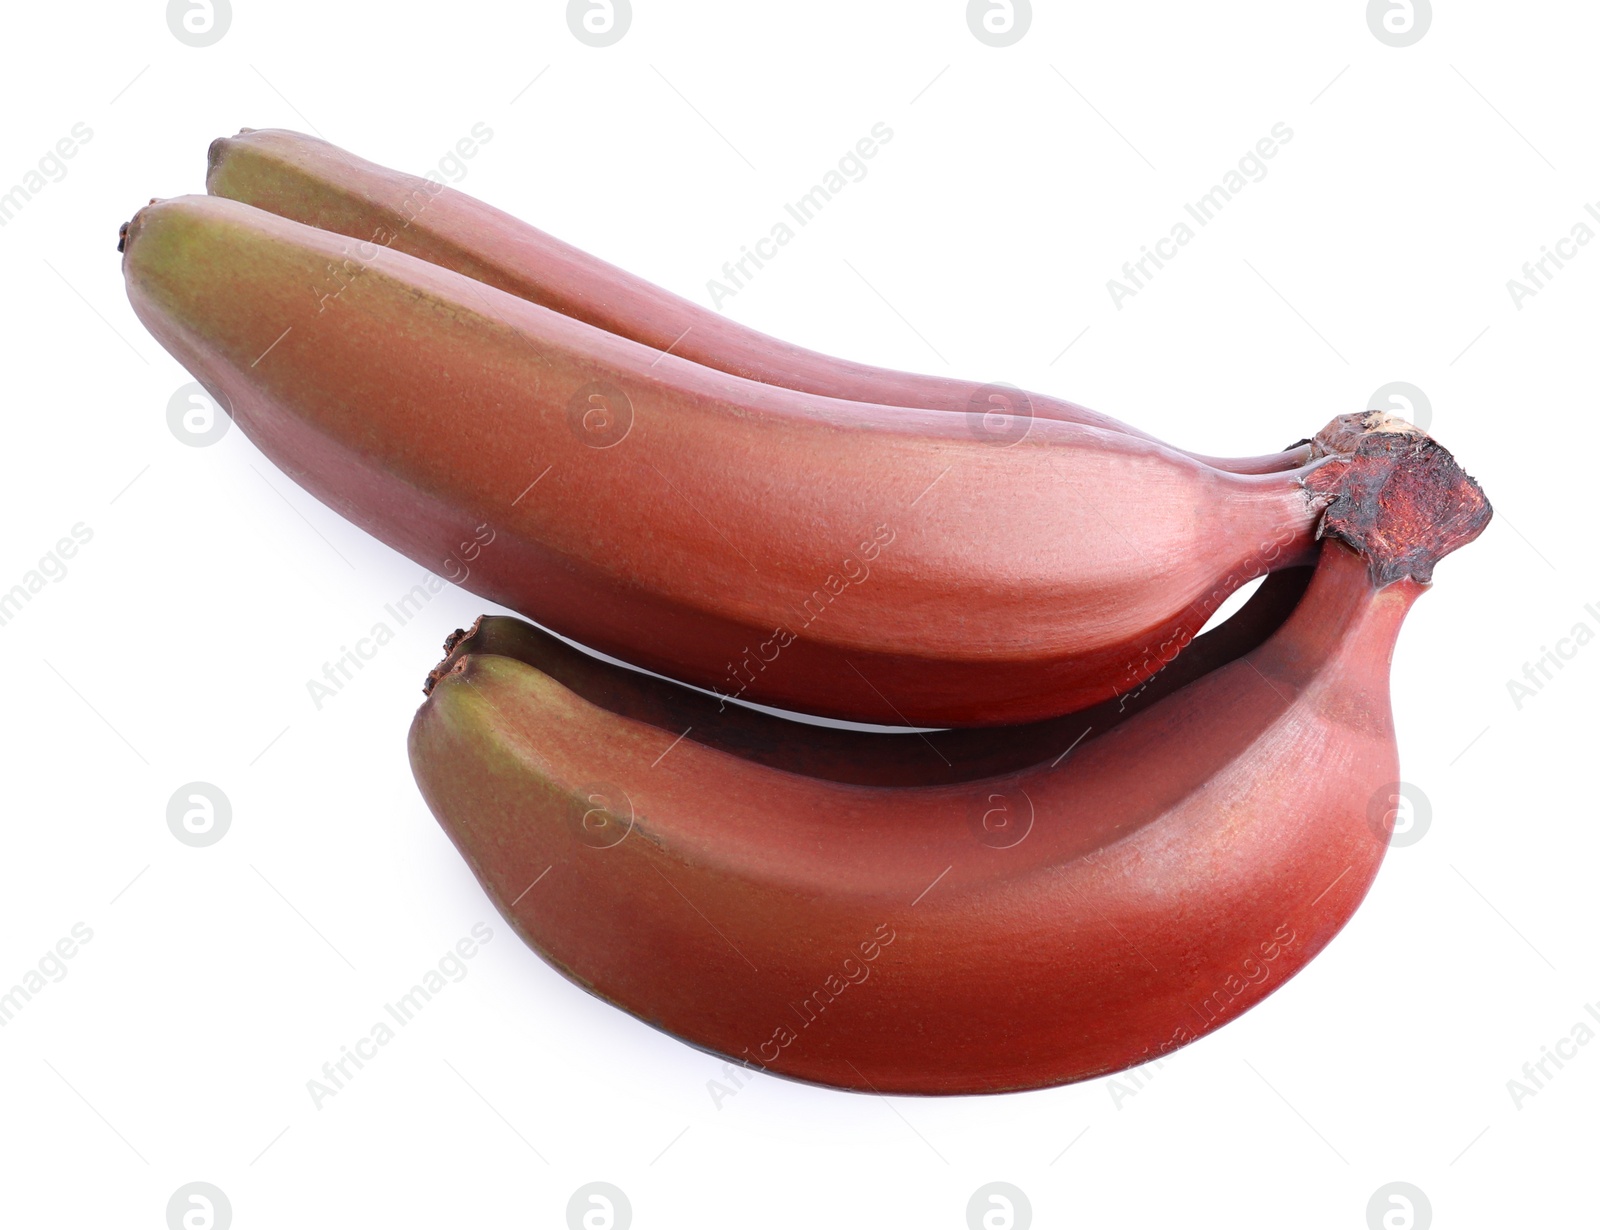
[122,131,1492,1094]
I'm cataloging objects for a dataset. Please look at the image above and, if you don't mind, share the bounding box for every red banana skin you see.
[205,128,1309,476]
[425,565,1314,787]
[407,544,1428,1095]
[121,195,1333,726]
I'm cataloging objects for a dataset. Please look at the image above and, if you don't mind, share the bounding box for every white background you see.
[0,1,1594,1227]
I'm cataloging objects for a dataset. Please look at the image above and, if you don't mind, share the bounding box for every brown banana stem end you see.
[424,615,488,696]
[1304,411,1492,587]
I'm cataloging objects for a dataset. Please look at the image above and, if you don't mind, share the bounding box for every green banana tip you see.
[117,198,164,254]
[207,130,253,178]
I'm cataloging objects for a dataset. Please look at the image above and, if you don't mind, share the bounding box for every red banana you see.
[204,128,1309,475]
[120,195,1354,725]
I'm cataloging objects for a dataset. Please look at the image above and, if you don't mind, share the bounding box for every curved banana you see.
[121,195,1354,725]
[205,128,1308,475]
[425,564,1312,787]
[408,435,1489,1093]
